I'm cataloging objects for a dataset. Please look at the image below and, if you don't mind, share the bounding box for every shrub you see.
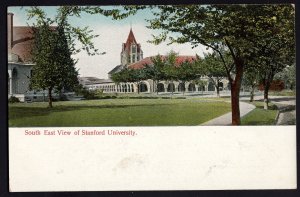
[81,90,97,100]
[258,80,285,91]
[9,96,20,103]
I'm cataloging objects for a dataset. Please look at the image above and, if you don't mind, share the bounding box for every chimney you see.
[7,13,14,55]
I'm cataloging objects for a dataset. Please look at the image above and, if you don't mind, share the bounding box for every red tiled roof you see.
[128,55,197,69]
[11,26,34,63]
[10,26,57,63]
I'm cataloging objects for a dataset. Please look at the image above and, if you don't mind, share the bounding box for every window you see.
[131,44,136,53]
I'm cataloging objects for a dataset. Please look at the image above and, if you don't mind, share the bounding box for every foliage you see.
[137,4,295,125]
[8,96,20,103]
[146,54,166,82]
[274,64,296,90]
[162,51,178,83]
[258,80,285,92]
[197,52,227,96]
[177,59,199,83]
[27,6,141,107]
[251,5,295,109]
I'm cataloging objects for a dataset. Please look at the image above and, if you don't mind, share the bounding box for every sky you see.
[8,6,208,79]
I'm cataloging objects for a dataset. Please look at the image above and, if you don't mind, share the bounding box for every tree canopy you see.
[139,4,295,124]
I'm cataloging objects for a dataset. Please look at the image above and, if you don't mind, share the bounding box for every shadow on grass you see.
[255,104,278,110]
[9,103,171,119]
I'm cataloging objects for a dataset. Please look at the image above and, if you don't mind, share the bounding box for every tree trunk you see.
[231,83,240,125]
[230,62,244,125]
[249,84,255,102]
[216,83,220,98]
[48,87,53,108]
[264,81,270,110]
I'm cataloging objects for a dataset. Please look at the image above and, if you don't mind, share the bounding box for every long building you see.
[87,29,230,94]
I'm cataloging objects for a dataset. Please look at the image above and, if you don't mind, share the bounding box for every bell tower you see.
[120,28,143,66]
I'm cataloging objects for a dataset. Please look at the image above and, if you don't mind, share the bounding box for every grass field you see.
[269,90,296,97]
[9,98,231,127]
[241,102,278,125]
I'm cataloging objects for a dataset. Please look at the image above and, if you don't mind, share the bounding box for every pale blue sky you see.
[8,6,207,79]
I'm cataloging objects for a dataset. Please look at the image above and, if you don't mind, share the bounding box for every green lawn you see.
[9,98,231,127]
[269,90,296,96]
[241,102,278,125]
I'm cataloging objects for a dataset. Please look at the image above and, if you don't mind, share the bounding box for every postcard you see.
[8,5,296,191]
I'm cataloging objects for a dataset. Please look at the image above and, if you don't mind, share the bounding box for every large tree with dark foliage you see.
[28,6,136,107]
[138,4,295,125]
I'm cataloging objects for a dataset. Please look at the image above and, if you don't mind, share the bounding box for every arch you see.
[131,84,134,92]
[123,84,127,92]
[208,82,215,91]
[188,83,196,92]
[138,82,148,92]
[127,84,131,92]
[219,82,224,91]
[178,82,185,92]
[198,85,205,92]
[157,83,165,92]
[167,83,175,92]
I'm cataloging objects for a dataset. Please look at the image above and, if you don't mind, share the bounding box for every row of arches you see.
[92,81,229,94]
[92,82,149,93]
[156,82,225,93]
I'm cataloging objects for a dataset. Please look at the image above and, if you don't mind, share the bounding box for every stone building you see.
[97,29,229,94]
[7,13,35,102]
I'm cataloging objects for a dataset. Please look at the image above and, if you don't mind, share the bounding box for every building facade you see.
[97,29,230,94]
[8,11,229,101]
[8,13,35,102]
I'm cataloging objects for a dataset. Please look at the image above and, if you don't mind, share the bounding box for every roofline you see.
[8,61,34,66]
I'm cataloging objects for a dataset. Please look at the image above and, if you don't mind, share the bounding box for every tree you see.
[198,52,227,97]
[27,6,137,107]
[176,59,199,95]
[30,17,78,107]
[193,79,207,95]
[140,4,294,125]
[162,51,178,95]
[111,67,127,94]
[111,67,148,94]
[242,67,259,102]
[248,6,295,109]
[144,55,165,94]
[274,64,296,91]
[128,68,148,94]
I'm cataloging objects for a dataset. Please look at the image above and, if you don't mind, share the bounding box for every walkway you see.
[201,102,256,126]
[245,95,296,125]
[270,97,296,125]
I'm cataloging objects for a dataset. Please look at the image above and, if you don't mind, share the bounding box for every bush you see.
[82,90,97,100]
[9,96,20,103]
[258,80,285,92]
